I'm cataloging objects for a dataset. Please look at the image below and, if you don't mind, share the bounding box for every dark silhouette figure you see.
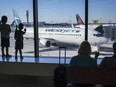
[14,23,26,61]
[99,42,116,87]
[69,41,99,87]
[100,42,116,67]
[0,16,11,58]
[70,41,98,67]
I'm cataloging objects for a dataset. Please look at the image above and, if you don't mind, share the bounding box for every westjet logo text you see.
[45,29,80,33]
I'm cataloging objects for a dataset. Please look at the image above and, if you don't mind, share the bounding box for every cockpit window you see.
[93,34,103,37]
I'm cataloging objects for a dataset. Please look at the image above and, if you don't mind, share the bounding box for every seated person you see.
[99,42,116,87]
[69,41,99,87]
[70,41,99,67]
[100,42,116,67]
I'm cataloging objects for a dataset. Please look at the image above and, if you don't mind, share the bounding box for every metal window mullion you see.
[85,0,88,41]
[33,0,39,58]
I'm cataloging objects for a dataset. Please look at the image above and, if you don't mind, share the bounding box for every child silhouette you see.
[14,23,26,61]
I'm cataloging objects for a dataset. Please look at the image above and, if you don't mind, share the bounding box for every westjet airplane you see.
[11,10,108,51]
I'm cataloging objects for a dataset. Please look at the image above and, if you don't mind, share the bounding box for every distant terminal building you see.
[92,19,116,41]
[23,22,71,28]
[38,22,71,27]
[103,24,116,41]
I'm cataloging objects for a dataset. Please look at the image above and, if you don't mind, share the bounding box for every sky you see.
[0,0,116,24]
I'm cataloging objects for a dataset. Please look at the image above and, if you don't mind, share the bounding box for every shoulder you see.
[71,55,78,60]
[3,24,10,28]
[86,56,97,62]
[100,57,116,67]
[3,24,10,27]
[70,55,78,61]
[6,24,10,26]
[72,55,78,58]
[102,57,115,61]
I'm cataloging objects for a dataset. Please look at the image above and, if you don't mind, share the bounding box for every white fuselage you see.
[24,27,108,46]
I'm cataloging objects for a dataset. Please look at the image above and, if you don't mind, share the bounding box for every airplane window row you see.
[55,33,81,36]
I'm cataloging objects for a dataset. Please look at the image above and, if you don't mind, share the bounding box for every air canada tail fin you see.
[12,9,22,26]
[76,14,84,25]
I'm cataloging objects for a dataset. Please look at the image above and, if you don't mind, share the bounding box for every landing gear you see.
[91,45,100,52]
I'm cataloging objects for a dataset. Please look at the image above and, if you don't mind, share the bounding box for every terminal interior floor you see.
[0,56,108,87]
[0,56,103,64]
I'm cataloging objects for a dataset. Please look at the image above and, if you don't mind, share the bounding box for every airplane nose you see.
[101,37,108,44]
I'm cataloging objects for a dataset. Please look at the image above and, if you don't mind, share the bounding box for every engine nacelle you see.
[40,39,51,47]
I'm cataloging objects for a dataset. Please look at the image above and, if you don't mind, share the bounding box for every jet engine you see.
[40,39,51,47]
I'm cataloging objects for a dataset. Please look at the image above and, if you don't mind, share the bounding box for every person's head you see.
[78,41,91,56]
[1,15,7,24]
[113,42,116,55]
[18,23,24,30]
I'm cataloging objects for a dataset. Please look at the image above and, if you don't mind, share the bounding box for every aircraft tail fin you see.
[76,14,84,25]
[12,9,22,26]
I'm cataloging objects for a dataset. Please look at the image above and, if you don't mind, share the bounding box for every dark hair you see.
[113,42,116,51]
[78,41,91,56]
[18,23,24,29]
[1,15,7,23]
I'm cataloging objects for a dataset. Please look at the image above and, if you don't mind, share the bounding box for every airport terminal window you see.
[38,0,85,62]
[0,0,114,63]
[37,0,116,64]
[0,0,87,63]
[89,0,116,58]
[0,0,34,59]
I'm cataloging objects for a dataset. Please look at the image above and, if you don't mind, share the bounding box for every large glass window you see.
[89,0,116,59]
[2,0,112,64]
[38,0,85,62]
[0,0,34,58]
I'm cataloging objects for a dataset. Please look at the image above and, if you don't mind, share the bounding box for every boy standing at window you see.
[0,16,11,57]
[14,23,26,61]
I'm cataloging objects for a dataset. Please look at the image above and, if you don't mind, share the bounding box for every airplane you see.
[11,10,108,51]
